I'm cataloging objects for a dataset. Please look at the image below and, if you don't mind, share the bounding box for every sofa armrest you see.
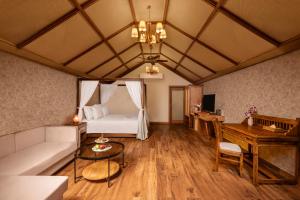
[45,126,77,144]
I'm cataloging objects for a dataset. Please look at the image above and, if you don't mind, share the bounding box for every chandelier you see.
[146,64,160,74]
[131,5,167,44]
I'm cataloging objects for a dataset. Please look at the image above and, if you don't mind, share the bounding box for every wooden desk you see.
[223,123,299,185]
[192,112,224,139]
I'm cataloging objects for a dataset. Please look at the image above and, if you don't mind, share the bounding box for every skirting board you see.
[87,133,136,138]
[150,122,170,125]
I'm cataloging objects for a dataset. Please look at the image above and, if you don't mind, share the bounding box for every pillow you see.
[92,104,103,119]
[83,106,94,121]
[101,105,109,116]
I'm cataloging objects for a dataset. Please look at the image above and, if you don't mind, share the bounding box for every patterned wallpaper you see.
[0,51,77,136]
[203,49,300,175]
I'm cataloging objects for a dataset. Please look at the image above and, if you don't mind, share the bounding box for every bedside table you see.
[67,122,87,147]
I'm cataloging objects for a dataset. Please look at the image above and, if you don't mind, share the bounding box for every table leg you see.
[74,158,77,183]
[253,143,259,185]
[107,158,111,187]
[122,152,125,168]
[204,121,210,140]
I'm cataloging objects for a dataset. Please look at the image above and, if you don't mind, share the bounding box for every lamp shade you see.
[138,20,146,32]
[140,33,146,42]
[131,27,138,38]
[160,29,167,39]
[156,22,163,33]
[150,34,157,44]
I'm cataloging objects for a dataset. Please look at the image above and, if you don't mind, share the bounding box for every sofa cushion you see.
[0,142,76,175]
[0,135,15,158]
[15,127,45,151]
[0,176,68,200]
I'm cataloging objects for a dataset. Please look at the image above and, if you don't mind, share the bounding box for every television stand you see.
[191,112,224,139]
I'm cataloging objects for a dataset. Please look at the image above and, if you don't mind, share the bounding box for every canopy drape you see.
[78,81,99,121]
[100,84,118,104]
[125,81,148,140]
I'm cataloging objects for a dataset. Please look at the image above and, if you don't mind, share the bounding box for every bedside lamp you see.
[73,115,79,124]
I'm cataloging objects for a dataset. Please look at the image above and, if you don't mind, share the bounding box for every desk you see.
[223,123,299,185]
[192,112,224,139]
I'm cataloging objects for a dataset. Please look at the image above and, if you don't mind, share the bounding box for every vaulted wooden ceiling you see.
[1,0,300,83]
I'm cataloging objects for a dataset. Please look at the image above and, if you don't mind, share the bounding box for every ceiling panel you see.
[127,57,143,68]
[106,66,127,78]
[0,0,74,44]
[167,0,214,36]
[199,13,275,62]
[164,24,193,52]
[160,55,177,68]
[187,43,234,71]
[161,44,182,62]
[176,66,199,81]
[224,0,300,42]
[133,0,165,21]
[85,0,132,37]
[24,14,100,63]
[89,58,122,77]
[119,44,141,62]
[181,58,213,77]
[142,44,160,54]
[109,27,137,53]
[66,43,114,72]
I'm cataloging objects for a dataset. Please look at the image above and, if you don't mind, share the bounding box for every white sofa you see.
[0,126,78,199]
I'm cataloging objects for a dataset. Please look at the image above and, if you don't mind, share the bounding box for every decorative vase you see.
[248,116,253,126]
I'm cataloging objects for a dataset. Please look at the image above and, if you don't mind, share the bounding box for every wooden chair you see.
[212,119,244,176]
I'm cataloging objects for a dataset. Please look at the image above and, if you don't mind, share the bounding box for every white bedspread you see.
[83,114,138,134]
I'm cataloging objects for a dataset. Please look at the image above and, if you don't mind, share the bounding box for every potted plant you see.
[245,105,257,126]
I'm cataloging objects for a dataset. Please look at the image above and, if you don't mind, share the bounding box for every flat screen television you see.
[202,94,215,113]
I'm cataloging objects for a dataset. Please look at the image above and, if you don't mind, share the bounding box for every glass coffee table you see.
[74,141,125,187]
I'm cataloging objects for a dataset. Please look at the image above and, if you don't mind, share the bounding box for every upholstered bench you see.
[0,126,78,199]
[0,176,68,200]
[0,126,77,175]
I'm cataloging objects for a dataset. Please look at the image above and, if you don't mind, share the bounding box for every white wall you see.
[124,64,191,122]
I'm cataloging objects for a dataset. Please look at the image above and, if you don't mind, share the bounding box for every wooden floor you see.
[57,125,300,200]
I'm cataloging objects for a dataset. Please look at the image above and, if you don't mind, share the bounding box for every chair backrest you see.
[212,119,222,144]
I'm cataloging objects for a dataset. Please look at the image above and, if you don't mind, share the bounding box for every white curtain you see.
[100,84,118,104]
[78,81,99,121]
[125,81,148,140]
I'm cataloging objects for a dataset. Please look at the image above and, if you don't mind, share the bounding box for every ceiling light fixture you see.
[131,5,167,45]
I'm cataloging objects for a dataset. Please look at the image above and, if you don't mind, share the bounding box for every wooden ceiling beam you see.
[117,61,146,78]
[165,21,237,65]
[162,42,216,73]
[87,42,138,74]
[203,0,280,47]
[159,0,170,54]
[63,22,134,66]
[159,62,195,83]
[17,0,99,48]
[173,0,226,72]
[69,0,129,70]
[128,0,144,59]
[195,34,300,84]
[103,53,142,78]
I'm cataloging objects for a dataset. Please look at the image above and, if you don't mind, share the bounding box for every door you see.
[169,86,185,124]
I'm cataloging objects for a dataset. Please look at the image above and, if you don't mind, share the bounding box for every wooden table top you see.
[223,123,299,140]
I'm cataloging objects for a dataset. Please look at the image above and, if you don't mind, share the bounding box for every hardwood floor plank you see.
[56,125,300,200]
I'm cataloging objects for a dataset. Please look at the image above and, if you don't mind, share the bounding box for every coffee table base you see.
[82,160,120,181]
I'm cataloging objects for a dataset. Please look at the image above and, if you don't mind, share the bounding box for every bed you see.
[83,114,139,134]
